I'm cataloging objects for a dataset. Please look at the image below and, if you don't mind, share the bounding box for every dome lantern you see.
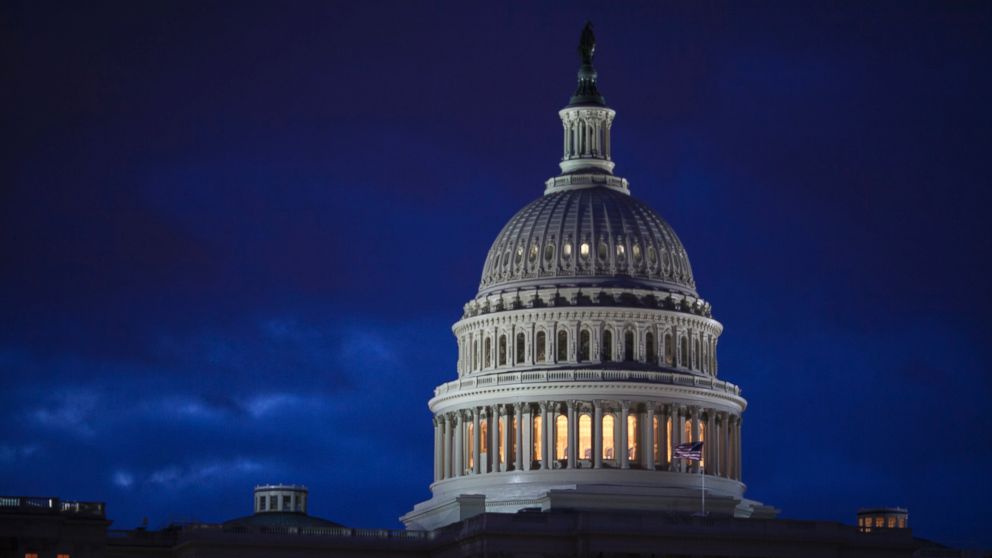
[559,22,618,177]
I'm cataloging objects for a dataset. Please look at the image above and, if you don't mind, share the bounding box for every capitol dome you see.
[478,184,697,298]
[403,23,775,531]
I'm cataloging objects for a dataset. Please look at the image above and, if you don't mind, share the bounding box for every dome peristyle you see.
[478,184,696,298]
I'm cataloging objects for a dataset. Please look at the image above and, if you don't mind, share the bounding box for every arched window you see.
[624,330,635,362]
[602,414,616,460]
[601,329,613,362]
[627,414,638,462]
[556,415,568,460]
[680,337,689,368]
[579,414,592,460]
[557,330,568,361]
[646,332,656,364]
[536,331,546,363]
[664,334,674,365]
[579,330,590,361]
[484,337,492,368]
[532,414,543,464]
[693,338,700,371]
[516,332,526,364]
[498,335,507,366]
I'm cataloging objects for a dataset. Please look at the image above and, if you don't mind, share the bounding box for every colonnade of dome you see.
[431,401,742,482]
[455,308,720,375]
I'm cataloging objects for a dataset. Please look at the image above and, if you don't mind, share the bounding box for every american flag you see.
[673,441,703,460]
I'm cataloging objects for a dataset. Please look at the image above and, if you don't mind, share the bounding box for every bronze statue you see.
[579,21,596,65]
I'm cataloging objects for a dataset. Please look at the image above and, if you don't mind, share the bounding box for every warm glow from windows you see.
[666,417,672,461]
[564,242,573,258]
[616,244,625,257]
[480,421,488,453]
[627,414,638,461]
[57,554,70,558]
[533,415,542,461]
[26,554,39,558]
[467,422,474,468]
[580,242,589,257]
[498,417,505,463]
[653,416,660,463]
[603,414,615,460]
[887,517,896,528]
[579,414,592,459]
[556,415,568,459]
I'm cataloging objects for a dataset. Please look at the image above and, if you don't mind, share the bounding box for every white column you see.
[567,400,577,469]
[442,414,452,479]
[522,405,533,469]
[493,405,504,473]
[619,401,630,469]
[453,412,464,477]
[644,406,655,470]
[593,400,603,469]
[433,416,441,482]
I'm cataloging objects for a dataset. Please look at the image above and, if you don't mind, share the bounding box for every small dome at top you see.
[478,186,696,297]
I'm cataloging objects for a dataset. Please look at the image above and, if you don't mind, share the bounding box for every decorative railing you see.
[0,496,105,517]
[434,369,741,398]
[109,523,433,540]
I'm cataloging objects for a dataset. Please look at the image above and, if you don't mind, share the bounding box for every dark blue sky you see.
[2,0,990,549]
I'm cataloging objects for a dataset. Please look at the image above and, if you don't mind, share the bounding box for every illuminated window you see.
[563,241,573,259]
[480,420,488,453]
[601,329,613,361]
[684,419,692,443]
[666,417,672,462]
[898,517,906,528]
[516,333,525,364]
[529,242,538,262]
[887,517,896,528]
[515,245,524,264]
[624,331,634,362]
[603,414,616,460]
[557,330,568,361]
[875,517,884,528]
[627,414,638,461]
[579,330,590,361]
[652,415,660,463]
[498,417,505,463]
[26,554,39,558]
[579,414,592,459]
[632,243,641,262]
[580,241,590,258]
[616,243,625,259]
[646,332,656,363]
[58,553,70,558]
[498,335,507,366]
[556,415,568,460]
[465,422,475,469]
[533,415,543,462]
[536,331,546,362]
[699,421,705,468]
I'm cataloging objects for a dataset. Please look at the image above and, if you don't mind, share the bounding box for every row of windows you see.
[257,494,305,512]
[486,235,690,281]
[857,515,907,530]
[459,327,717,374]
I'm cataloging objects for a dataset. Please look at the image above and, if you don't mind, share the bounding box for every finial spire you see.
[569,21,606,107]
